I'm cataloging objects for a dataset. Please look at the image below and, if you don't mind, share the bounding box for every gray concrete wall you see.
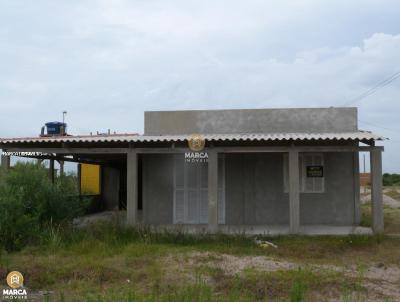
[144,108,357,135]
[142,152,357,226]
[299,152,355,225]
[225,152,356,225]
[142,154,174,224]
[102,166,120,210]
[225,153,290,225]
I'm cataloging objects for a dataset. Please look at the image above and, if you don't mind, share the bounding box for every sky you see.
[0,0,399,172]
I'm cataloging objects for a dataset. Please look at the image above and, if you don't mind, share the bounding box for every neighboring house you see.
[0,107,386,235]
[360,173,371,186]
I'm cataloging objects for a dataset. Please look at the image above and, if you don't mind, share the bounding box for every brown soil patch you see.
[171,251,400,301]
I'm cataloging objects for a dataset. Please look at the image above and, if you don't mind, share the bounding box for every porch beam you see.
[133,146,383,154]
[1,145,383,155]
[212,146,384,153]
[1,147,128,154]
[370,149,384,233]
[208,149,219,233]
[289,149,300,234]
[126,147,138,225]
[15,154,105,165]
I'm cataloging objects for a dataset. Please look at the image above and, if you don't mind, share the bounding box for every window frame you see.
[301,153,325,193]
[283,153,325,194]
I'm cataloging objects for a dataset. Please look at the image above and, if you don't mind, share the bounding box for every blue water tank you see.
[45,122,67,135]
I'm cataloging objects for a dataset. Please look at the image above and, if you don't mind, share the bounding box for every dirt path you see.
[361,188,400,208]
[175,252,400,301]
[383,194,400,208]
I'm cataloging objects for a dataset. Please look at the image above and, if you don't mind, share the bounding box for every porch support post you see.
[208,150,218,233]
[353,152,361,225]
[370,149,384,233]
[127,147,138,225]
[1,154,10,170]
[59,160,64,176]
[49,159,55,183]
[289,149,300,234]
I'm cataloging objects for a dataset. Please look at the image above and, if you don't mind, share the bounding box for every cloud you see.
[0,1,399,171]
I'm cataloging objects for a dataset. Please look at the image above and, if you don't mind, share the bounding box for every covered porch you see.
[129,144,384,235]
[0,133,385,235]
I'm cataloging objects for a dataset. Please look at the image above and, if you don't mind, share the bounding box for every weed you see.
[290,279,306,302]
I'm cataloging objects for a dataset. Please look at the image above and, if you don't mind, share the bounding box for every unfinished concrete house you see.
[0,107,386,235]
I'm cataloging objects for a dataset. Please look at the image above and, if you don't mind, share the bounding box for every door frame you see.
[173,154,225,224]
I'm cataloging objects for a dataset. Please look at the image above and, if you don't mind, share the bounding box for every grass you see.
[2,166,399,301]
[384,207,400,234]
[361,203,400,234]
[385,186,400,201]
[211,266,363,302]
[1,219,400,302]
[1,194,400,302]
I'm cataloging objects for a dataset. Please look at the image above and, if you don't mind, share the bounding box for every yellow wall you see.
[80,164,100,195]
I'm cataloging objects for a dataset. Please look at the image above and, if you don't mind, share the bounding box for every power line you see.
[343,70,400,106]
[345,71,400,105]
[358,119,400,142]
[358,119,398,133]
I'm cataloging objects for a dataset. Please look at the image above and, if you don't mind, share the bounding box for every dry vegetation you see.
[1,184,399,301]
[1,220,400,301]
[385,187,400,202]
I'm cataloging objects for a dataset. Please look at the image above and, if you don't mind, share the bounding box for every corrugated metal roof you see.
[0,131,385,144]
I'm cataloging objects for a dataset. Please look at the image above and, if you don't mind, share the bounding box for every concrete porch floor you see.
[73,211,373,235]
[153,224,373,236]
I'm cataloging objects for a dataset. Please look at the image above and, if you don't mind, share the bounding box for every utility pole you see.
[363,154,366,173]
[62,110,67,124]
[363,154,367,194]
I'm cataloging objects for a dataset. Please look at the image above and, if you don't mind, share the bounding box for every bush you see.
[0,162,88,251]
[290,279,306,302]
[383,173,400,186]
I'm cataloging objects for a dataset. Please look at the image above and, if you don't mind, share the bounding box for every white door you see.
[185,164,199,224]
[173,156,185,223]
[173,155,225,224]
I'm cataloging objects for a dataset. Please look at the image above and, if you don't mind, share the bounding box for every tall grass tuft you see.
[41,219,63,250]
[57,219,256,253]
[290,279,306,302]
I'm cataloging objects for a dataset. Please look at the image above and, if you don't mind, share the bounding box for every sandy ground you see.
[361,187,400,208]
[72,210,126,227]
[25,251,400,301]
[174,251,400,301]
[64,188,400,300]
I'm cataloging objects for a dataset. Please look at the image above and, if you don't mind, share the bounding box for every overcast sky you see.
[0,0,399,172]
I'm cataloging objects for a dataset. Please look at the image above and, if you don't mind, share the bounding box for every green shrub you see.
[290,279,306,302]
[0,162,88,251]
[0,186,39,250]
[383,173,400,186]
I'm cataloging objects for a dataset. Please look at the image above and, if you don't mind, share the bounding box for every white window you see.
[283,153,324,193]
[173,155,225,224]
